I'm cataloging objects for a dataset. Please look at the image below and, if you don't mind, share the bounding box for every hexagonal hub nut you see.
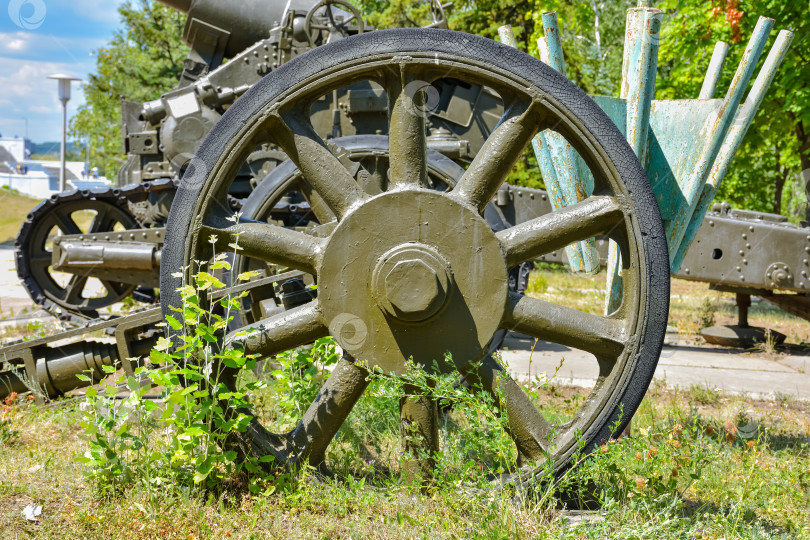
[383,259,445,320]
[372,244,452,323]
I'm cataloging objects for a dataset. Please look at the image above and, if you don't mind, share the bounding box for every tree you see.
[655,0,810,221]
[526,1,636,96]
[69,1,188,178]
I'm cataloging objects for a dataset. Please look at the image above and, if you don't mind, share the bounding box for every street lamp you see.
[48,74,81,192]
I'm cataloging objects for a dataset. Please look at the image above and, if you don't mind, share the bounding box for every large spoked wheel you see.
[161,29,669,480]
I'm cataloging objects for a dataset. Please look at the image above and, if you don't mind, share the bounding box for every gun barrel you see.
[157,0,319,59]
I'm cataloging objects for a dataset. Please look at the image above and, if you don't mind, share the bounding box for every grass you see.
[0,187,41,245]
[1,266,809,538]
[0,186,97,247]
[1,380,808,538]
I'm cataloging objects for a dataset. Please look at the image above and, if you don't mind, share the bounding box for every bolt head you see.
[383,259,445,321]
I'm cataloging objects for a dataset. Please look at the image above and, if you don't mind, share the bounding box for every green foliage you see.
[77,243,279,505]
[528,1,636,96]
[656,0,810,220]
[0,392,29,446]
[69,1,188,178]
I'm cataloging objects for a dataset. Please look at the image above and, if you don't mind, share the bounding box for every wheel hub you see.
[373,244,450,322]
[318,190,508,375]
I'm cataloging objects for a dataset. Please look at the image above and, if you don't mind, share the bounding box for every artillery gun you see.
[2,2,796,479]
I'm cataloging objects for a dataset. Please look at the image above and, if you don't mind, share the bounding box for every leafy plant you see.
[0,391,29,446]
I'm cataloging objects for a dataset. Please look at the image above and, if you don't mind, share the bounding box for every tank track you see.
[14,178,180,325]
[15,178,246,325]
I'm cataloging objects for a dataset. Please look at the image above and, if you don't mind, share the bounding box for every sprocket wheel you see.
[161,29,669,481]
[16,197,140,321]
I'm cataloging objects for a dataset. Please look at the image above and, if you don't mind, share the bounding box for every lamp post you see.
[47,74,81,192]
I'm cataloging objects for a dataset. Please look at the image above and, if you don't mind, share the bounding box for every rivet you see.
[529,193,534,199]
[749,226,755,232]
[739,250,744,256]
[746,243,751,249]
[736,266,741,272]
[709,220,714,226]
[742,259,748,265]
[741,276,746,281]
[742,233,747,239]
[685,268,690,274]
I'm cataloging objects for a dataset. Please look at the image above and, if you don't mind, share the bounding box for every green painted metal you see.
[498,23,599,275]
[606,7,662,315]
[666,17,774,263]
[699,42,730,100]
[671,29,795,272]
[515,9,791,286]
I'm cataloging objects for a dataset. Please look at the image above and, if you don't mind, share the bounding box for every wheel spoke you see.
[63,274,88,304]
[225,300,328,356]
[202,221,325,275]
[503,292,626,358]
[497,196,623,266]
[297,179,338,224]
[383,69,428,189]
[52,212,81,236]
[100,279,128,299]
[30,255,51,269]
[88,208,112,234]
[271,110,367,220]
[452,98,541,212]
[287,355,369,466]
[462,355,553,463]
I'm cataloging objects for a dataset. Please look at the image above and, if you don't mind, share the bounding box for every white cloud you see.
[0,30,107,59]
[0,57,89,140]
[0,31,35,54]
[7,39,26,51]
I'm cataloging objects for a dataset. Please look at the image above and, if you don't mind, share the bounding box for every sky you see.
[0,0,126,144]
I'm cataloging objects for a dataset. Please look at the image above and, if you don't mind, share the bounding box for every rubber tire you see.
[161,28,670,474]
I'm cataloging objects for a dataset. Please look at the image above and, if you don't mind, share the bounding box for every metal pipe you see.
[541,11,565,76]
[158,0,192,12]
[671,29,794,272]
[538,16,599,274]
[699,42,730,99]
[606,8,661,314]
[666,16,774,262]
[498,24,591,274]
